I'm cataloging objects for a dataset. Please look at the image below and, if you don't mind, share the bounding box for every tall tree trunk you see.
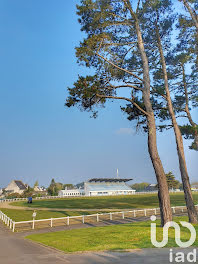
[181,0,198,30]
[137,24,172,226]
[146,112,173,226]
[181,0,198,151]
[156,24,198,223]
[182,64,198,151]
[124,0,172,226]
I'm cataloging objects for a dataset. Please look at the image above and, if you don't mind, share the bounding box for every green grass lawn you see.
[26,216,198,253]
[10,193,198,210]
[0,209,101,222]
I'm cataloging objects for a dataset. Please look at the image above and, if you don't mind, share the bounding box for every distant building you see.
[84,178,135,196]
[5,180,28,194]
[145,184,158,192]
[191,187,198,192]
[58,188,85,197]
[58,178,135,197]
[34,186,47,192]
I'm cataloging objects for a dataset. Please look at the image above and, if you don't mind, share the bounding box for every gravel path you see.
[0,201,149,211]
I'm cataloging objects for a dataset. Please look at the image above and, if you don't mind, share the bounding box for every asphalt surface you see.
[0,222,198,264]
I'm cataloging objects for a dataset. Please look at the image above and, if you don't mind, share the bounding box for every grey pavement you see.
[0,222,198,264]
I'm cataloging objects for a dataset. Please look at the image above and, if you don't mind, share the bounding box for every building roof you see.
[14,180,27,190]
[60,189,84,193]
[86,183,133,192]
[88,178,132,183]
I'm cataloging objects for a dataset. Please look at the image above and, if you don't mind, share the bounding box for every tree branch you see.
[105,83,143,91]
[150,86,167,100]
[96,52,143,82]
[103,41,137,46]
[96,93,149,116]
[136,0,141,13]
[181,0,198,30]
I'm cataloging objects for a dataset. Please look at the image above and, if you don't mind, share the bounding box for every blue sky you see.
[0,0,197,188]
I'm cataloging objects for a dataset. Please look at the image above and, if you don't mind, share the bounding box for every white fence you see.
[1,205,197,232]
[0,190,186,203]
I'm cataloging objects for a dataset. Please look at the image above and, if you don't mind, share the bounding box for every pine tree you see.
[176,0,198,150]
[166,172,180,190]
[34,181,39,188]
[66,0,172,225]
[140,0,197,223]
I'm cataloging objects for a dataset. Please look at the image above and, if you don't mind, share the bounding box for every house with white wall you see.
[5,180,27,194]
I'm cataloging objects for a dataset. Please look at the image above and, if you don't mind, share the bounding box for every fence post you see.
[122,212,125,219]
[32,219,35,229]
[110,213,112,221]
[96,214,99,222]
[172,207,175,214]
[154,208,157,215]
[50,218,53,227]
[12,222,15,232]
[144,209,147,217]
[82,215,85,224]
[10,220,12,229]
[133,210,136,217]
[67,216,69,225]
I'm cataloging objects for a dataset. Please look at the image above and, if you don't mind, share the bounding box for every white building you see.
[34,186,47,192]
[84,178,135,196]
[58,188,85,197]
[58,178,135,197]
[5,180,27,194]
